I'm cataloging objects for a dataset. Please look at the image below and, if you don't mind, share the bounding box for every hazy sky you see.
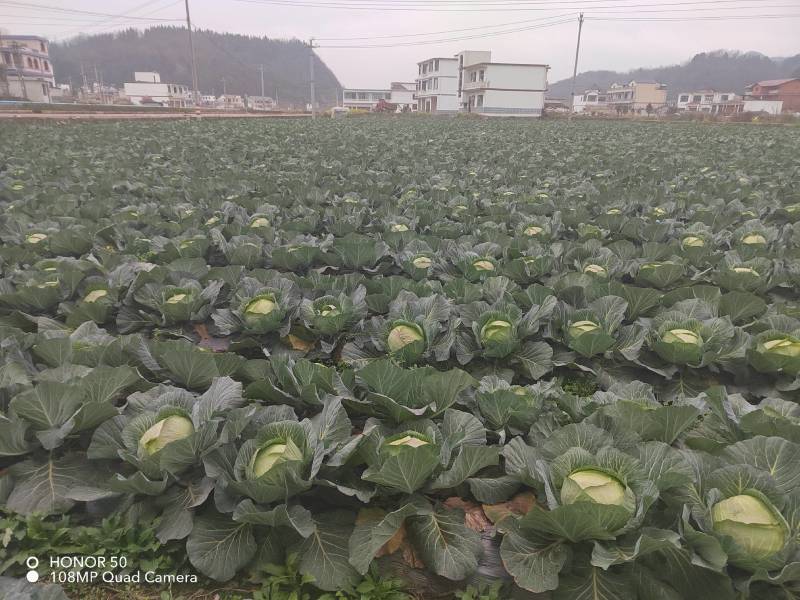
[3,0,799,87]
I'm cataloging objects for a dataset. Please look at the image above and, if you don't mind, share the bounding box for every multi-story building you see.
[0,34,56,103]
[572,89,609,114]
[341,88,391,110]
[460,59,548,117]
[455,50,491,108]
[676,90,740,114]
[416,51,548,116]
[123,72,192,107]
[606,80,667,113]
[745,78,800,113]
[415,57,459,113]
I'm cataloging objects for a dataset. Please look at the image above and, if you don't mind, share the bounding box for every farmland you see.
[1,117,800,600]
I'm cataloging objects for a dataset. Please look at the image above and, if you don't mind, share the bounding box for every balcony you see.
[462,79,488,90]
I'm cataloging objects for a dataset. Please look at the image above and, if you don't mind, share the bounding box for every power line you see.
[0,19,180,26]
[242,0,780,4]
[233,0,784,10]
[315,11,577,39]
[314,2,795,42]
[317,15,576,47]
[52,0,184,39]
[0,0,183,21]
[587,12,800,17]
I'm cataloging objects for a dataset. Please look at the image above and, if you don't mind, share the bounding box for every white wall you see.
[135,72,161,83]
[485,64,547,91]
[437,94,460,112]
[457,50,491,68]
[743,100,783,115]
[124,81,189,106]
[7,78,51,103]
[484,89,544,115]
[390,89,416,106]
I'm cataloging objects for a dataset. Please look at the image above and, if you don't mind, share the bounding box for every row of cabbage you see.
[1,118,800,599]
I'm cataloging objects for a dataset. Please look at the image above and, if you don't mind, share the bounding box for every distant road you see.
[0,111,312,121]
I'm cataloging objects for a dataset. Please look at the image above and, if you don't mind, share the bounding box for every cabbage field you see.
[1,118,800,600]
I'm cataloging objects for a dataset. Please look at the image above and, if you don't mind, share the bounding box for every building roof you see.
[416,57,458,64]
[751,78,800,87]
[465,61,549,69]
[0,35,48,42]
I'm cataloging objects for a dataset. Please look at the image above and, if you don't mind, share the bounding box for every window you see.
[357,92,367,100]
[40,41,45,52]
[433,78,438,90]
[679,95,689,102]
[479,70,485,81]
[476,94,484,107]
[587,95,597,102]
[692,95,701,103]
[434,59,439,71]
[470,71,477,82]
[703,95,713,102]
[721,94,729,101]
[43,60,49,71]
[41,83,47,96]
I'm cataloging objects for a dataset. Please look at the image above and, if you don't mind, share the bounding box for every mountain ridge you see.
[548,50,800,99]
[50,26,342,106]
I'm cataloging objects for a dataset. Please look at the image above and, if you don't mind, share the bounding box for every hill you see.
[50,27,342,107]
[548,50,800,99]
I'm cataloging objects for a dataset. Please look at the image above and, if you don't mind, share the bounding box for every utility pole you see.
[0,29,8,98]
[80,64,88,102]
[93,64,102,103]
[569,13,584,113]
[221,77,226,95]
[259,64,265,97]
[308,38,316,119]
[184,0,200,105]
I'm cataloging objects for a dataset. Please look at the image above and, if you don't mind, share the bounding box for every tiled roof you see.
[752,78,800,87]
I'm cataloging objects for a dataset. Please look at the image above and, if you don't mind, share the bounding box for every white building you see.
[389,82,417,111]
[676,90,740,113]
[416,57,459,113]
[459,54,548,117]
[0,35,56,103]
[123,71,191,107]
[248,95,275,111]
[415,50,548,116]
[456,50,491,109]
[218,94,245,110]
[342,88,391,110]
[573,89,608,113]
